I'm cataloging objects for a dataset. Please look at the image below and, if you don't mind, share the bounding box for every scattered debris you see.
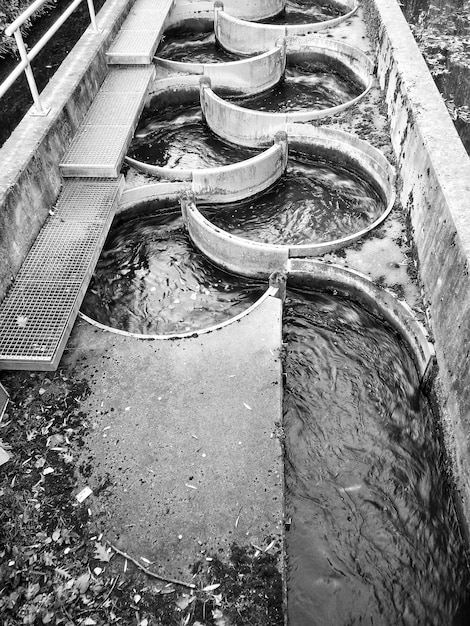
[76,486,93,502]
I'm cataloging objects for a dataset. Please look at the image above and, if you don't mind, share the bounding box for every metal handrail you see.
[0,0,99,116]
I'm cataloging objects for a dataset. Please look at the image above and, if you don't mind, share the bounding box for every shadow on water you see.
[80,203,265,335]
[283,289,470,625]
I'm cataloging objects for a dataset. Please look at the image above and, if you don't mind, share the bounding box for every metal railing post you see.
[13,29,47,116]
[86,0,99,32]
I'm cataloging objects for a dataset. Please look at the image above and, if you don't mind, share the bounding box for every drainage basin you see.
[80,201,265,336]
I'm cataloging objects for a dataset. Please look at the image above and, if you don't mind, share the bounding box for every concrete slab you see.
[65,295,284,579]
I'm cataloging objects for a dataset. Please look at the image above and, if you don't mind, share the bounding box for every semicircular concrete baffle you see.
[199,38,373,147]
[180,125,395,278]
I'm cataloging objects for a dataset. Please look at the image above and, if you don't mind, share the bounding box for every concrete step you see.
[106,0,174,64]
[0,178,123,371]
[60,66,154,178]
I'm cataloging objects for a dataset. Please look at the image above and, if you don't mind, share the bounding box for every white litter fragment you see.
[93,567,102,576]
[125,407,131,411]
[43,467,54,475]
[140,557,153,565]
[76,486,93,503]
[185,483,197,490]
[243,403,252,411]
[0,447,10,466]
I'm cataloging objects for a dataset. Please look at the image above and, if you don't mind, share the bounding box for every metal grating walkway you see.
[59,66,155,177]
[107,0,174,64]
[0,179,123,370]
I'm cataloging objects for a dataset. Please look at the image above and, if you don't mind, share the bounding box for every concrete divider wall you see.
[201,83,288,146]
[364,0,470,520]
[215,2,357,55]
[127,132,288,202]
[182,196,290,278]
[156,44,286,94]
[171,0,285,21]
[0,0,135,303]
[192,131,288,202]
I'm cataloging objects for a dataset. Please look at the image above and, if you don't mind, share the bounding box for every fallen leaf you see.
[75,572,91,594]
[76,486,93,503]
[16,315,28,328]
[94,542,112,562]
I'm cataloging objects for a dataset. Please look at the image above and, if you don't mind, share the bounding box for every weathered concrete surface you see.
[364,0,470,520]
[0,0,136,302]
[65,296,284,579]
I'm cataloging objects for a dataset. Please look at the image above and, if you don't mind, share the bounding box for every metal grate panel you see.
[120,10,164,31]
[0,282,80,363]
[53,180,122,222]
[60,126,132,177]
[107,29,161,57]
[84,92,142,126]
[17,222,108,283]
[0,179,122,370]
[100,66,154,93]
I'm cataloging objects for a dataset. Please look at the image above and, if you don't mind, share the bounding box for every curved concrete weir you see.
[80,192,282,338]
[200,39,373,147]
[181,125,395,278]
[215,0,358,56]
[166,0,285,25]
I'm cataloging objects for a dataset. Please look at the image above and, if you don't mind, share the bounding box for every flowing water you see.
[262,0,346,25]
[283,289,470,625]
[129,104,258,169]
[200,155,384,245]
[80,203,265,335]
[233,61,364,112]
[156,28,240,64]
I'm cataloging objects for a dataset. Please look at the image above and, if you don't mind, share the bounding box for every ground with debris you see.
[0,369,284,626]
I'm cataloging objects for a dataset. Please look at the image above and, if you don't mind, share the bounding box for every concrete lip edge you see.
[79,282,282,341]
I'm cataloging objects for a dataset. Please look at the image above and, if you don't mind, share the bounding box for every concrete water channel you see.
[1,0,470,623]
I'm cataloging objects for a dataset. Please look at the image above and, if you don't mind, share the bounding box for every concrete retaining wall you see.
[155,43,286,94]
[0,0,135,303]
[215,1,357,55]
[365,0,470,520]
